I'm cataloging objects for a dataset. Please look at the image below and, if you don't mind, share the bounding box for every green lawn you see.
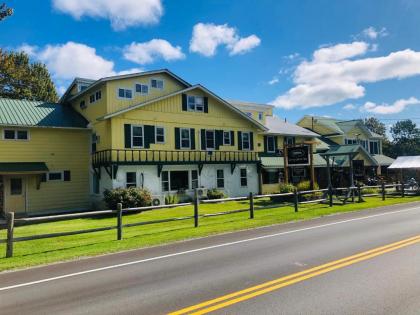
[1,195,420,272]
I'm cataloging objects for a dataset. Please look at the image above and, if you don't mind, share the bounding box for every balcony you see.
[92,149,260,169]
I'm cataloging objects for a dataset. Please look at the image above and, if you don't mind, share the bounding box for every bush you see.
[165,194,179,205]
[103,187,152,209]
[362,187,380,195]
[296,180,322,201]
[279,183,295,194]
[207,188,226,200]
[270,183,295,203]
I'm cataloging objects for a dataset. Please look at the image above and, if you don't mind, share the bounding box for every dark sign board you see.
[287,146,310,166]
[292,167,306,177]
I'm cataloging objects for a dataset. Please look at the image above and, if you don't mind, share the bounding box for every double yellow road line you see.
[169,234,420,315]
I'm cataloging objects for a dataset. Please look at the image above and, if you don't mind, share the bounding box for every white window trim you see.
[117,87,133,100]
[223,131,231,146]
[216,169,224,188]
[161,170,195,192]
[240,168,248,187]
[242,132,251,151]
[205,129,216,150]
[150,78,164,89]
[126,171,137,188]
[155,126,165,144]
[47,171,64,182]
[285,136,295,145]
[161,171,170,192]
[369,140,380,154]
[131,125,144,148]
[2,129,30,141]
[266,135,276,153]
[180,128,191,149]
[135,82,149,95]
[187,95,204,112]
[191,170,199,189]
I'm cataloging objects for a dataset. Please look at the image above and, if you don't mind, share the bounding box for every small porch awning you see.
[388,156,420,169]
[321,144,378,167]
[0,162,49,174]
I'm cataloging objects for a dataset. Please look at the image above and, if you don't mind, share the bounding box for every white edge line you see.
[0,206,419,292]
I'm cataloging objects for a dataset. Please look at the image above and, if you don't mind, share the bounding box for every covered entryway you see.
[0,162,49,216]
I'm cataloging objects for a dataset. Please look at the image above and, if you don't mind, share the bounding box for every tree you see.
[363,117,386,136]
[0,49,58,102]
[387,120,420,157]
[0,3,13,21]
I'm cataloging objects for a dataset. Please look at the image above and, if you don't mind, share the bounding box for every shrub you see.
[103,187,152,209]
[207,188,226,200]
[362,187,380,195]
[165,194,179,205]
[278,183,295,193]
[296,180,322,201]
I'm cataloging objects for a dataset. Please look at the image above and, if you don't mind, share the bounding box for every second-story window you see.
[223,131,232,145]
[80,100,86,109]
[369,140,380,154]
[131,125,144,148]
[3,129,29,141]
[89,94,95,103]
[187,95,204,112]
[246,112,252,118]
[180,128,191,149]
[267,136,276,153]
[258,112,263,120]
[205,130,215,150]
[118,88,133,99]
[155,126,165,143]
[242,132,251,150]
[151,79,164,89]
[135,84,148,95]
[95,90,101,101]
[285,136,295,146]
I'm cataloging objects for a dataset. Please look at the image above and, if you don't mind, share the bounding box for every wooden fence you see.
[0,183,414,258]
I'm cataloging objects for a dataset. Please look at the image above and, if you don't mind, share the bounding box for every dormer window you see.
[151,79,164,89]
[118,88,133,99]
[89,90,102,104]
[135,84,148,95]
[187,95,204,112]
[78,84,89,92]
[89,94,95,103]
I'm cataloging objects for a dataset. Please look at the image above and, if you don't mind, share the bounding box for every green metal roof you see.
[0,162,49,173]
[372,154,395,166]
[322,144,362,156]
[0,98,88,128]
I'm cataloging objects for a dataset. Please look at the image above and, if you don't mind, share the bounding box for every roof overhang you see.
[388,156,420,169]
[0,162,49,174]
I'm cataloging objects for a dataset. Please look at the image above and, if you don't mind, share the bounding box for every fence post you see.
[293,188,299,213]
[328,185,333,207]
[357,183,362,203]
[117,203,123,240]
[401,182,405,198]
[381,182,386,201]
[249,192,254,219]
[194,188,199,227]
[6,212,14,258]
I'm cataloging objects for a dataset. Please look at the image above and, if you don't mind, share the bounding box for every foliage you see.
[165,194,180,205]
[270,183,295,202]
[278,183,295,193]
[296,180,319,191]
[363,117,387,137]
[103,187,152,209]
[387,120,420,157]
[0,3,13,21]
[362,187,380,195]
[207,188,226,200]
[0,49,58,102]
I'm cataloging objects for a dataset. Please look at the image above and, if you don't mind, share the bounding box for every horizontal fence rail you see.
[1,183,417,258]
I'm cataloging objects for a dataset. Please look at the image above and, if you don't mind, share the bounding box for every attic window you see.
[78,84,88,92]
[118,88,133,99]
[187,95,204,112]
[3,129,28,140]
[135,84,148,94]
[151,79,164,89]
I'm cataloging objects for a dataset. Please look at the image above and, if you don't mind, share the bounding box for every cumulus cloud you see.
[271,41,420,109]
[343,103,356,110]
[52,0,163,31]
[123,39,185,65]
[268,77,279,85]
[16,43,38,57]
[362,26,388,39]
[189,23,261,57]
[361,97,420,114]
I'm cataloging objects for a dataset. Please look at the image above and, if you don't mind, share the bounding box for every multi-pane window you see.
[359,140,368,150]
[223,131,232,145]
[48,172,63,181]
[162,171,169,192]
[151,79,164,89]
[155,126,165,143]
[135,84,148,94]
[131,125,144,148]
[180,128,191,149]
[345,139,358,145]
[267,136,275,153]
[118,88,133,99]
[285,136,295,146]
[126,172,137,188]
[89,94,95,103]
[216,169,224,188]
[205,130,215,149]
[258,112,263,120]
[191,170,199,189]
[369,140,380,154]
[240,168,248,187]
[95,90,101,101]
[187,95,204,112]
[170,171,189,190]
[242,132,251,150]
[3,129,28,140]
[10,178,22,195]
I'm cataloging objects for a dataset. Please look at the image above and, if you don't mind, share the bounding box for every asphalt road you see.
[1,202,420,315]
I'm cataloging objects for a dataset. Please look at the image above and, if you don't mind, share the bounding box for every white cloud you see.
[115,68,144,75]
[123,39,185,65]
[16,43,38,57]
[268,77,279,85]
[52,0,163,31]
[271,41,420,109]
[189,23,260,57]
[343,103,356,110]
[362,27,388,39]
[361,97,420,114]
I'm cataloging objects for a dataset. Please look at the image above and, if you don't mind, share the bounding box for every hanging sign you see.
[287,146,310,166]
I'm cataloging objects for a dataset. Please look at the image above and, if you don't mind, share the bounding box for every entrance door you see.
[4,176,26,214]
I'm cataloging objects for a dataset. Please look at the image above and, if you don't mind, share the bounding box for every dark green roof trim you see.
[0,98,88,128]
[0,162,49,173]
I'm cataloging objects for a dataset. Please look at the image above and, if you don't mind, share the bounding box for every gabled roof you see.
[372,154,395,166]
[97,85,268,131]
[265,116,319,137]
[60,69,192,104]
[389,156,420,169]
[321,144,378,166]
[229,100,274,111]
[0,98,88,129]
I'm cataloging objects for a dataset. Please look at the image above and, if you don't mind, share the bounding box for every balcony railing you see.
[92,149,259,167]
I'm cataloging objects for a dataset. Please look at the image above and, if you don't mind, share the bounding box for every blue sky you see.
[2,0,420,125]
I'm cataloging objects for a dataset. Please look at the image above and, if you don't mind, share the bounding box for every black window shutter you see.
[204,97,208,113]
[230,131,235,146]
[124,124,132,148]
[201,129,206,150]
[64,170,71,181]
[250,132,254,150]
[182,94,187,111]
[215,130,223,149]
[263,136,268,152]
[175,127,180,149]
[190,128,195,149]
[238,131,242,150]
[144,125,155,149]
